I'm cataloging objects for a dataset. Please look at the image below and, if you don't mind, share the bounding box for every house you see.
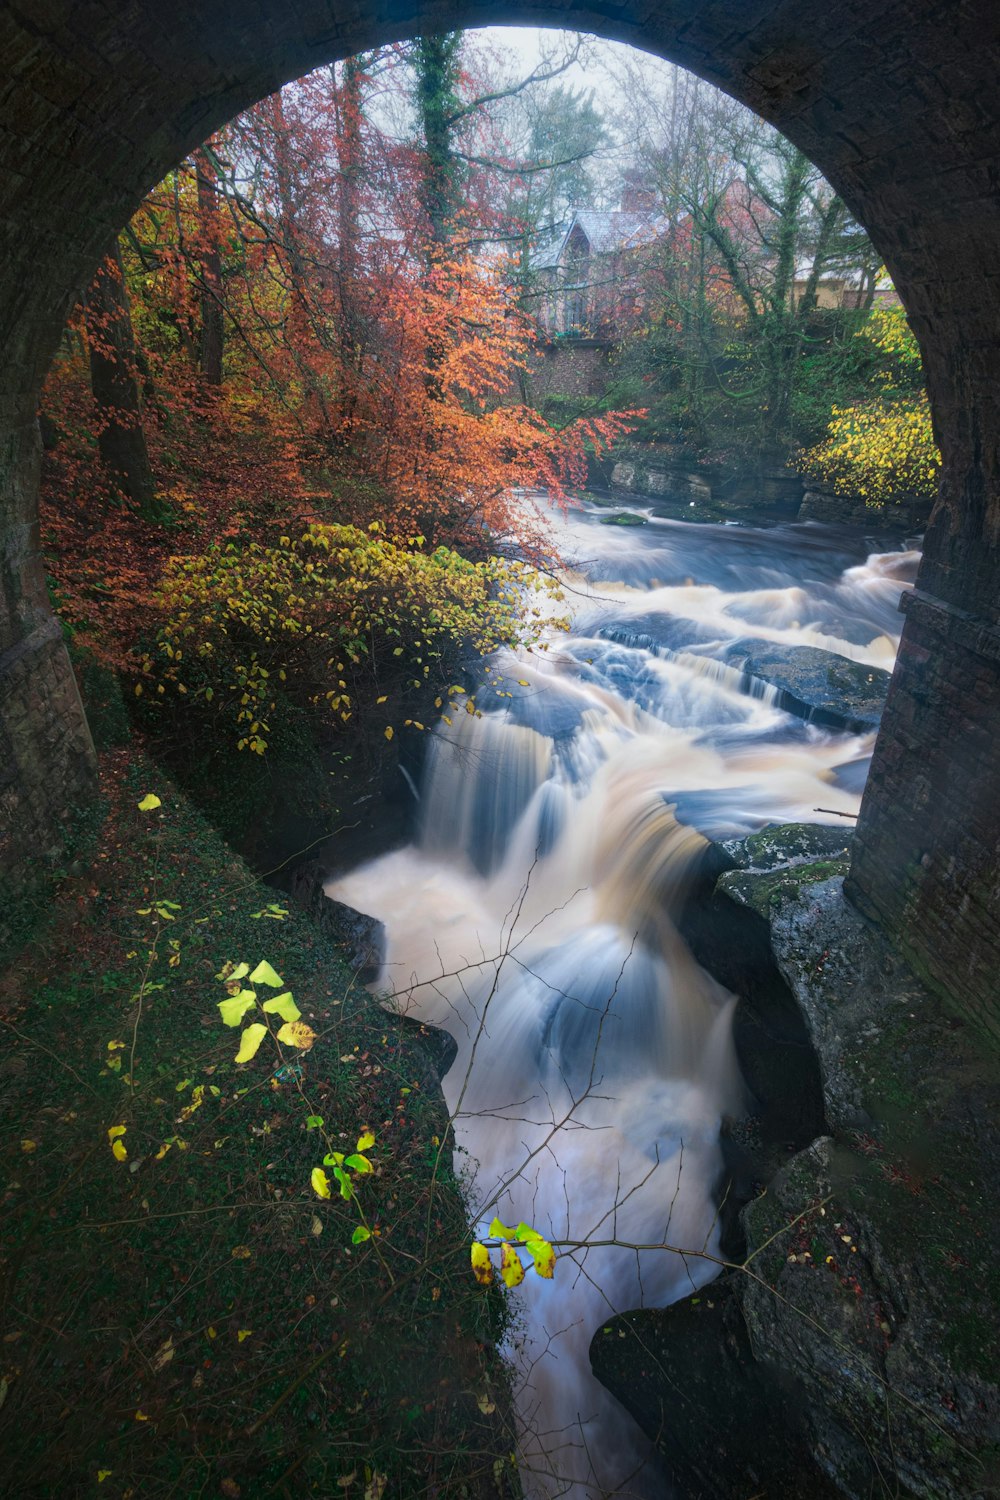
[530,199,670,339]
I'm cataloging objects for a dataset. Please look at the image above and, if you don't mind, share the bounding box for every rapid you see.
[328,496,920,1498]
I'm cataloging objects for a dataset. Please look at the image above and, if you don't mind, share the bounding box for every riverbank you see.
[0,747,517,1499]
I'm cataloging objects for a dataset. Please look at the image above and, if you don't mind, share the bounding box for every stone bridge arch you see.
[2,1,998,1031]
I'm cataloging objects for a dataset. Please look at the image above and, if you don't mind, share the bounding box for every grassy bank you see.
[0,748,516,1499]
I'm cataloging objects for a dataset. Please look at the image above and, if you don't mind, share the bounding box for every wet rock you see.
[712,824,854,958]
[599,842,1000,1499]
[722,637,892,732]
[720,821,854,871]
[288,860,385,983]
[590,1279,841,1500]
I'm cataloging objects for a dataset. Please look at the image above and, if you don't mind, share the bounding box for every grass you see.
[0,748,517,1500]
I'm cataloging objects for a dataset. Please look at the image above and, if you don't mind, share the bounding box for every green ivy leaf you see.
[305,1115,324,1130]
[344,1153,372,1174]
[333,1166,353,1201]
[351,1225,372,1244]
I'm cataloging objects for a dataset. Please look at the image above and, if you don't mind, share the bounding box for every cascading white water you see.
[329,497,919,1498]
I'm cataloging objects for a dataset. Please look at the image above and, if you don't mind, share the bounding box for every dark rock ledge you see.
[594,829,1000,1500]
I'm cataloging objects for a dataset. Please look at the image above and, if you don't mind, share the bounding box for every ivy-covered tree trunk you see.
[413,32,463,252]
[85,240,160,517]
[412,33,464,408]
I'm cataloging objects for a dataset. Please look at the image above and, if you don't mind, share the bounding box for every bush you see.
[136,521,562,753]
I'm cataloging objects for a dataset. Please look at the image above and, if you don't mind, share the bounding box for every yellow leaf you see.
[231,1246,252,1260]
[488,1216,516,1240]
[261,991,301,1023]
[376,696,388,704]
[134,1409,150,1421]
[249,960,283,988]
[20,1139,36,1154]
[137,793,161,812]
[471,1242,493,1286]
[276,1020,316,1051]
[152,1336,174,1370]
[311,1167,331,1199]
[384,726,394,741]
[524,1235,555,1279]
[107,1125,127,1141]
[111,1140,128,1163]
[234,1023,268,1064]
[237,1329,252,1343]
[208,1326,218,1338]
[97,1472,112,1483]
[477,1392,496,1414]
[500,1241,525,1288]
[356,1130,375,1152]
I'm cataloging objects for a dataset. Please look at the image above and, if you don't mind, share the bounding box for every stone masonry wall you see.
[0,0,998,1029]
[847,590,1000,1044]
[0,616,96,920]
[525,340,611,401]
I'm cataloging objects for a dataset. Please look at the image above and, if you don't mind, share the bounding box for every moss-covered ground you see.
[0,749,516,1500]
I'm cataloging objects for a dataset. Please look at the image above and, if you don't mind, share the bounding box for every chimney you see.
[621,168,656,213]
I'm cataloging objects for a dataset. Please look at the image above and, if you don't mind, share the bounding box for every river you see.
[329,496,920,1498]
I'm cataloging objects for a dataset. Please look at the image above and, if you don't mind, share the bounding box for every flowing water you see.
[329,497,920,1498]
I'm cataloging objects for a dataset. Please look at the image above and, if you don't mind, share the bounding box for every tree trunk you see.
[413,32,462,253]
[195,147,224,386]
[85,240,160,516]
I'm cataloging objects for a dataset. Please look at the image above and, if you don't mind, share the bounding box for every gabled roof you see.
[529,207,669,272]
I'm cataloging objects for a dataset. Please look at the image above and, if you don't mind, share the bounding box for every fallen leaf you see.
[137,793,161,812]
[152,1336,174,1371]
[237,1329,252,1343]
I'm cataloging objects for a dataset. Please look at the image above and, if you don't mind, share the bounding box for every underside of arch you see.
[1,0,998,1031]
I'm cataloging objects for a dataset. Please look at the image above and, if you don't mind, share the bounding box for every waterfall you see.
[328,501,917,1497]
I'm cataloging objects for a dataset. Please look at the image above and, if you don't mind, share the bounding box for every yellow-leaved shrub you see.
[137,522,561,752]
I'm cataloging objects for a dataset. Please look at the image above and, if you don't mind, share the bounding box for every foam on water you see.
[329,497,917,1496]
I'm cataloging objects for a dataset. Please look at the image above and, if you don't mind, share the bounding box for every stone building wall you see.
[525,340,611,401]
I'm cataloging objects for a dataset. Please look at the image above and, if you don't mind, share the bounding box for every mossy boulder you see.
[597,510,648,526]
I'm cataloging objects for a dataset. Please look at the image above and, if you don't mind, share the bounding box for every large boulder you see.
[722,638,892,732]
[594,839,1000,1499]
